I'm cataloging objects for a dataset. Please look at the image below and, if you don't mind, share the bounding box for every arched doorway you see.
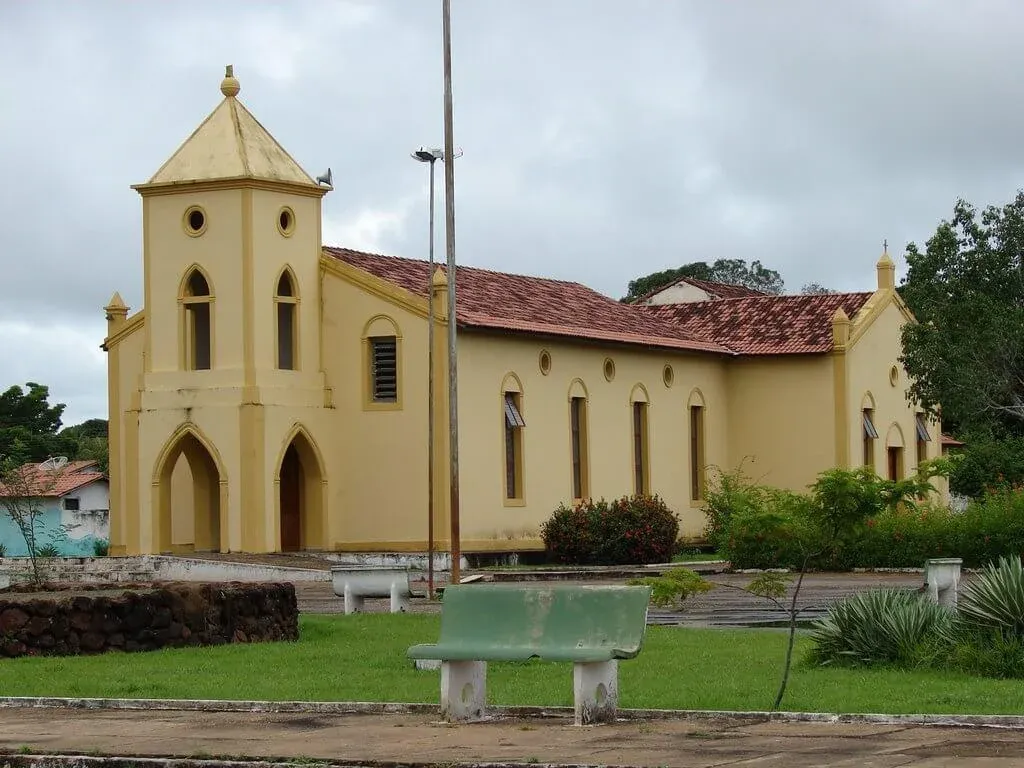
[154,429,224,553]
[277,428,325,551]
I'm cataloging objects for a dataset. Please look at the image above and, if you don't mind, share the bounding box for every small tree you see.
[638,460,952,711]
[0,455,66,584]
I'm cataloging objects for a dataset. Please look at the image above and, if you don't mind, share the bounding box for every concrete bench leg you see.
[390,582,410,613]
[573,660,618,726]
[440,660,486,722]
[343,585,364,615]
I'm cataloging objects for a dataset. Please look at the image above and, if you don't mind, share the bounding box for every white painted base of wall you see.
[325,552,467,571]
[0,556,328,585]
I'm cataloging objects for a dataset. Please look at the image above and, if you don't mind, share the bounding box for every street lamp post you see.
[411,147,443,598]
[440,0,461,585]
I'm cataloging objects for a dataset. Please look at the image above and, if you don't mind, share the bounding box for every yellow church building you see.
[102,67,943,557]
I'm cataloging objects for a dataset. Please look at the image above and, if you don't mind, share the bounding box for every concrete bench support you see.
[923,557,962,608]
[331,565,420,615]
[573,660,618,726]
[440,660,486,722]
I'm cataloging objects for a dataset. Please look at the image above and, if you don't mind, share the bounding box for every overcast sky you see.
[2,1,1023,426]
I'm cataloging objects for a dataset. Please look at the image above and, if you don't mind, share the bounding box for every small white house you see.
[0,458,110,556]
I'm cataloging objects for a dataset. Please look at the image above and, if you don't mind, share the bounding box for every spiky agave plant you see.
[958,556,1024,637]
[809,588,954,667]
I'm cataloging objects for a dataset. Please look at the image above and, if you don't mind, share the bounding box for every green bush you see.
[715,460,1024,571]
[958,556,1024,636]
[809,558,1024,679]
[808,588,955,667]
[722,491,815,569]
[541,495,679,565]
[92,538,110,557]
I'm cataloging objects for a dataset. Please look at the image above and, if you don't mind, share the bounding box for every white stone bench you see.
[923,557,962,608]
[330,565,422,614]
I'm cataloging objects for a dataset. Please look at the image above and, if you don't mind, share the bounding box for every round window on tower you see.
[183,205,207,237]
[277,206,296,237]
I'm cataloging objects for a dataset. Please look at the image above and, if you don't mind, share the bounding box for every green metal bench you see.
[407,583,652,725]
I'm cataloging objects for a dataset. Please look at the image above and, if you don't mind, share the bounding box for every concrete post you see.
[923,557,962,608]
[573,660,618,725]
[440,660,486,721]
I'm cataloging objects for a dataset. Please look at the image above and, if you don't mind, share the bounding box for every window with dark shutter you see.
[633,401,648,495]
[370,337,398,402]
[504,392,525,500]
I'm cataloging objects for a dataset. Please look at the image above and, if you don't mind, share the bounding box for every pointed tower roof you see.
[135,66,321,192]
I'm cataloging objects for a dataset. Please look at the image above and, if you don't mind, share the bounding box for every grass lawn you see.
[1,615,1021,715]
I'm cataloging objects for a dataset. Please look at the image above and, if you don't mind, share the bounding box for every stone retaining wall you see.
[0,582,298,658]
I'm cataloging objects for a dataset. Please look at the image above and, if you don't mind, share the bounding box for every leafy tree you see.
[622,259,784,302]
[0,383,70,464]
[60,418,107,441]
[60,419,109,473]
[801,282,836,295]
[0,384,107,471]
[899,193,1024,435]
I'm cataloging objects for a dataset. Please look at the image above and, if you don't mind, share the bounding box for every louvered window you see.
[916,414,930,465]
[504,392,525,500]
[863,409,877,468]
[370,337,398,402]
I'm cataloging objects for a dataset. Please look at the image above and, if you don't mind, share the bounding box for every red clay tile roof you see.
[325,247,733,354]
[326,247,877,356]
[643,293,873,355]
[636,276,768,303]
[680,277,768,299]
[0,460,106,498]
[941,434,965,447]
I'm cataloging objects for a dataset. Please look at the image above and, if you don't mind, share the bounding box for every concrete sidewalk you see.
[2,707,1024,767]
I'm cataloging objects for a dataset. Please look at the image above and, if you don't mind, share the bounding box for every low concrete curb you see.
[0,756,595,768]
[2,696,1024,730]
[1,757,605,768]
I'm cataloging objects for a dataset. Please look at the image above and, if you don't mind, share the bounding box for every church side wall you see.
[320,275,432,550]
[456,333,730,544]
[725,355,835,492]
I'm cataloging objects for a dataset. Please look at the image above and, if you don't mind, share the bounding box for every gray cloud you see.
[2,0,1022,423]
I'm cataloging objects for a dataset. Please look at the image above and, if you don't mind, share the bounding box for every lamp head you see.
[412,147,445,163]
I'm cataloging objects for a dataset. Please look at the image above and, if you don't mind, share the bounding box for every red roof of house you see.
[326,247,733,354]
[643,293,874,355]
[0,460,106,499]
[941,434,965,447]
[636,276,768,303]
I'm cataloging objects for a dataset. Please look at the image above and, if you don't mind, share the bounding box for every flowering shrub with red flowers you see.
[541,494,679,565]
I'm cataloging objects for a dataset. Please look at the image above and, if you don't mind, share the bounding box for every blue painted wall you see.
[0,500,103,557]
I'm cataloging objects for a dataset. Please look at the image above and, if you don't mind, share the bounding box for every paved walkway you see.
[294,571,928,626]
[2,708,1023,766]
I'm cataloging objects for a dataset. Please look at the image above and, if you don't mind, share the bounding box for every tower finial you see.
[220,65,240,98]
[876,238,895,290]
